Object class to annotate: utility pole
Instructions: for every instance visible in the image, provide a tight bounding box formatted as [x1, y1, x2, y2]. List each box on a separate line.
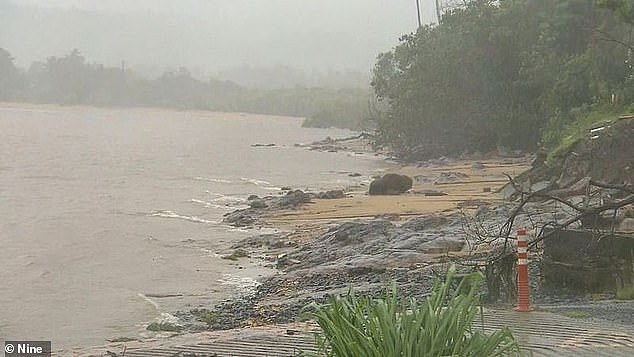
[435, 0, 442, 24]
[415, 0, 422, 28]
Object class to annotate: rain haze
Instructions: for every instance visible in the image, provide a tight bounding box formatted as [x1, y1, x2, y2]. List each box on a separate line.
[1, 0, 437, 81]
[2, 0, 633, 354]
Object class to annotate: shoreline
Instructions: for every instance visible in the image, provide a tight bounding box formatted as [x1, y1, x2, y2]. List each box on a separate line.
[172, 147, 536, 332]
[76, 135, 633, 355]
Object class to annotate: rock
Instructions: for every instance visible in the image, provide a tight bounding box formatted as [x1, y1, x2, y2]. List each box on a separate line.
[325, 220, 394, 246]
[317, 190, 345, 199]
[420, 237, 465, 253]
[247, 194, 259, 201]
[281, 187, 292, 191]
[249, 199, 268, 209]
[279, 190, 311, 207]
[483, 187, 492, 193]
[223, 211, 256, 227]
[348, 173, 362, 177]
[530, 180, 552, 193]
[401, 216, 451, 231]
[251, 143, 276, 147]
[369, 174, 413, 195]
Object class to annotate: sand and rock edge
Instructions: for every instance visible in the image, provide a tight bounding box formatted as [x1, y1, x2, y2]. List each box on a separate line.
[79, 132, 633, 355]
[172, 136, 540, 333]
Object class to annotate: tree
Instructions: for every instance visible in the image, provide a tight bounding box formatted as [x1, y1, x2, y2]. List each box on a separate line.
[0, 48, 22, 99]
[370, 0, 634, 159]
[597, 0, 634, 24]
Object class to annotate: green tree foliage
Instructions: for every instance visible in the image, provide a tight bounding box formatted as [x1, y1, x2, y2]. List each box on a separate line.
[597, 0, 634, 23]
[0, 48, 367, 129]
[0, 48, 22, 100]
[371, 0, 634, 159]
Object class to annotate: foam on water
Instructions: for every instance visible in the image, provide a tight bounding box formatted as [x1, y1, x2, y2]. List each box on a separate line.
[193, 176, 232, 184]
[149, 210, 217, 224]
[218, 274, 261, 296]
[240, 177, 272, 186]
[189, 198, 237, 210]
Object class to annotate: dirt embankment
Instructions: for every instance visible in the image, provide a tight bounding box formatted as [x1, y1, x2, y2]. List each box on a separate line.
[521, 117, 633, 188]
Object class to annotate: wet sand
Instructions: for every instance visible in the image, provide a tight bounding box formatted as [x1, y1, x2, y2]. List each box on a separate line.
[266, 158, 531, 223]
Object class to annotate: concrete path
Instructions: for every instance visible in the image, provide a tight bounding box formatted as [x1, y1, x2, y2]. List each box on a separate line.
[76, 309, 634, 356]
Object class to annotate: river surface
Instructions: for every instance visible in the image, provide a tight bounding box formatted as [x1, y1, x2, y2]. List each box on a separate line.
[0, 104, 387, 349]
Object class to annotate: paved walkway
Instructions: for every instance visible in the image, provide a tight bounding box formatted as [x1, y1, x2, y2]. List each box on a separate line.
[77, 309, 634, 356]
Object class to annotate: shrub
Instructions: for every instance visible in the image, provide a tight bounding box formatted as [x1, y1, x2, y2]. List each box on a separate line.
[308, 268, 519, 357]
[146, 322, 182, 332]
[616, 284, 634, 300]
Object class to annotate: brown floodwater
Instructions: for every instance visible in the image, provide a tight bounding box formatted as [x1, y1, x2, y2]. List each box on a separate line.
[0, 104, 386, 349]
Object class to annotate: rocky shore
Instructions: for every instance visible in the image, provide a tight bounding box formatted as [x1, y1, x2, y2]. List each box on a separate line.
[167, 153, 544, 333]
[151, 130, 634, 337]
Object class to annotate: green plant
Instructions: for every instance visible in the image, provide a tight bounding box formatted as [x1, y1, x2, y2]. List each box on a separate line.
[616, 284, 634, 300]
[146, 322, 182, 332]
[544, 108, 618, 165]
[191, 308, 219, 327]
[307, 268, 519, 357]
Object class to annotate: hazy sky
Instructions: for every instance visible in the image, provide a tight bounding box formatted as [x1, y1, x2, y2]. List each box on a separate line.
[1, 0, 438, 75]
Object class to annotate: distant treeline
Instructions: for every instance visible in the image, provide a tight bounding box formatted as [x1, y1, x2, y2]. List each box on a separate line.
[370, 0, 634, 159]
[0, 48, 368, 130]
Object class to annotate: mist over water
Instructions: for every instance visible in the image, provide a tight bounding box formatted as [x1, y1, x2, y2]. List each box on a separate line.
[0, 105, 386, 348]
[1, 0, 438, 79]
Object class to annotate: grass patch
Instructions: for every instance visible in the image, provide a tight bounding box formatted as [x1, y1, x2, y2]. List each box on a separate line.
[563, 311, 591, 319]
[545, 109, 620, 165]
[146, 322, 182, 333]
[616, 284, 634, 300]
[221, 249, 250, 261]
[307, 268, 519, 357]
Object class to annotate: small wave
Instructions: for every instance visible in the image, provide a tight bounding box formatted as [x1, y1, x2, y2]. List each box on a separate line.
[190, 198, 245, 210]
[240, 177, 272, 186]
[218, 274, 260, 295]
[149, 210, 217, 224]
[193, 176, 232, 184]
[209, 194, 247, 205]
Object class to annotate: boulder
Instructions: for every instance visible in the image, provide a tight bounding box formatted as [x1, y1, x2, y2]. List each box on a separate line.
[369, 174, 413, 195]
[279, 190, 311, 207]
[249, 199, 268, 209]
[317, 190, 345, 199]
[223, 211, 256, 227]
